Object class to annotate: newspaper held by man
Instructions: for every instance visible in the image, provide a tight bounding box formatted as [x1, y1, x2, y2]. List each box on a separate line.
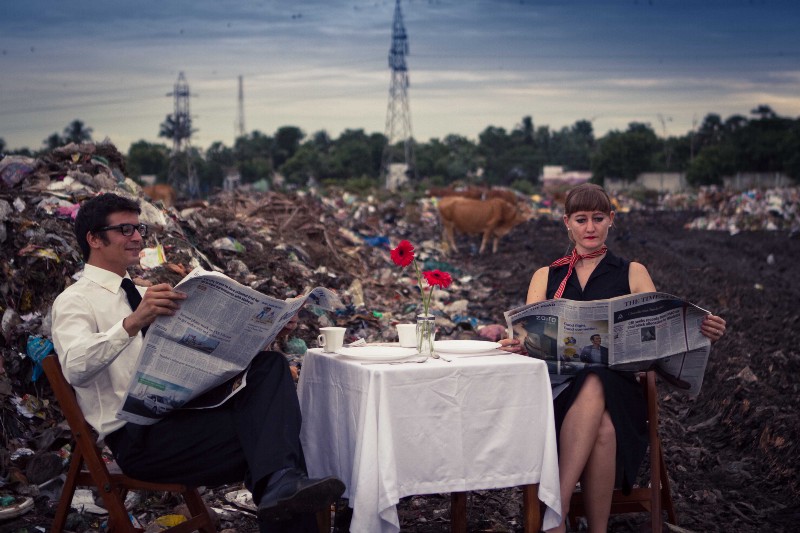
[116, 267, 343, 424]
[503, 292, 712, 396]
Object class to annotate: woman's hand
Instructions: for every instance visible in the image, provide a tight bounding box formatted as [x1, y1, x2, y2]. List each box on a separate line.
[701, 314, 726, 343]
[498, 337, 525, 354]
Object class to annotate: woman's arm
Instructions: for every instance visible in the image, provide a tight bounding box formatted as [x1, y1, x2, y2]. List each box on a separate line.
[501, 267, 550, 353]
[629, 262, 656, 293]
[701, 314, 726, 342]
[526, 266, 550, 304]
[630, 261, 727, 342]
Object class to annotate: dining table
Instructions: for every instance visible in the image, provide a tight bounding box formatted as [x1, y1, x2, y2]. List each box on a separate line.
[297, 342, 562, 533]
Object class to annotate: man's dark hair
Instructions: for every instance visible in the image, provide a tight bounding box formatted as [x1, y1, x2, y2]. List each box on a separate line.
[590, 334, 601, 341]
[75, 193, 141, 260]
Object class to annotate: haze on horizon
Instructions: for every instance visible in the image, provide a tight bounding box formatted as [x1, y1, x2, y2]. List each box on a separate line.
[1, 0, 798, 153]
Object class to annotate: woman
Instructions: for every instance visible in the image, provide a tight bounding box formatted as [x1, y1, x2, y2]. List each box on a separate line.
[502, 183, 726, 532]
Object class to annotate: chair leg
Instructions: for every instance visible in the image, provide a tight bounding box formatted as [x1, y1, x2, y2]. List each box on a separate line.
[51, 450, 85, 533]
[521, 484, 541, 533]
[659, 448, 677, 524]
[182, 488, 215, 533]
[316, 503, 333, 533]
[451, 492, 467, 533]
[642, 371, 661, 533]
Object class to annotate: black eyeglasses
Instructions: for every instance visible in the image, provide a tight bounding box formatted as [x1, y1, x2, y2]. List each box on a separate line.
[94, 223, 149, 237]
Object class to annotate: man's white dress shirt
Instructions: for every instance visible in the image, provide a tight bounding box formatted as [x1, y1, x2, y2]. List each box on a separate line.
[51, 264, 145, 439]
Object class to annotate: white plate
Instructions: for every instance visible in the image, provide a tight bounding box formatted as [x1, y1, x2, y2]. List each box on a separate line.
[335, 346, 419, 361]
[434, 340, 502, 354]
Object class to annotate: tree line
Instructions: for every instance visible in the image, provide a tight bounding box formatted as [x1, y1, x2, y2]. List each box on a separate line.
[2, 105, 799, 195]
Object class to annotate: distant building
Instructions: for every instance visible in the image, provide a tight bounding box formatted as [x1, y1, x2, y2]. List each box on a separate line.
[723, 172, 791, 190]
[541, 166, 592, 192]
[637, 172, 686, 193]
[223, 169, 241, 191]
[385, 163, 409, 191]
[604, 173, 685, 193]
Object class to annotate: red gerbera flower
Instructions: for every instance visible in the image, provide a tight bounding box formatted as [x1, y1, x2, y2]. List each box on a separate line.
[391, 240, 415, 267]
[423, 270, 453, 289]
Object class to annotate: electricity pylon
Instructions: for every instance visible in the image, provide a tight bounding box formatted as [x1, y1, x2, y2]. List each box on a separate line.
[381, 0, 416, 189]
[235, 75, 245, 140]
[166, 71, 199, 198]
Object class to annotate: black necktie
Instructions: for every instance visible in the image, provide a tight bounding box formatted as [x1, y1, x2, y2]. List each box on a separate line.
[121, 278, 148, 336]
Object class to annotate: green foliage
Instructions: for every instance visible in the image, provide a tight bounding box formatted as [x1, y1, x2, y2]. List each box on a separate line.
[63, 120, 93, 144]
[686, 145, 733, 186]
[273, 126, 305, 168]
[25, 107, 800, 198]
[591, 122, 660, 182]
[510, 178, 535, 195]
[159, 114, 194, 142]
[127, 140, 170, 182]
[325, 175, 379, 194]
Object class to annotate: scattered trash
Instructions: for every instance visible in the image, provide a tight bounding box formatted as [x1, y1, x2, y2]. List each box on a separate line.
[0, 496, 34, 521]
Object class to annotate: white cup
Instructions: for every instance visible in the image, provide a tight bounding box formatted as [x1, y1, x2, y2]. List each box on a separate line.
[317, 327, 346, 353]
[396, 323, 417, 348]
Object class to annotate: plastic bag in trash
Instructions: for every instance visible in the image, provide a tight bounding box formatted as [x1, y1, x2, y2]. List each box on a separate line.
[26, 335, 54, 381]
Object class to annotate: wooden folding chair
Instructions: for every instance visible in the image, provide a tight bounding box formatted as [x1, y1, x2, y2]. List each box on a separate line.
[569, 370, 677, 533]
[451, 484, 541, 533]
[42, 355, 217, 533]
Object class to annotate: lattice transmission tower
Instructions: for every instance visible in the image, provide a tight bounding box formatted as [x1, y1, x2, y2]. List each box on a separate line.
[166, 71, 199, 198]
[235, 75, 245, 139]
[381, 0, 416, 189]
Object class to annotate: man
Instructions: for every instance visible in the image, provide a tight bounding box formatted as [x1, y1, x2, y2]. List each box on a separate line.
[578, 334, 609, 365]
[51, 193, 343, 532]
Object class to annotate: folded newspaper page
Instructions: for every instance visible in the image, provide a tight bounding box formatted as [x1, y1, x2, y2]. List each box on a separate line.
[504, 292, 712, 396]
[117, 267, 343, 424]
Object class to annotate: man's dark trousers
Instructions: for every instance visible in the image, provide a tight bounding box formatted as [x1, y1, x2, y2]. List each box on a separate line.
[107, 351, 304, 503]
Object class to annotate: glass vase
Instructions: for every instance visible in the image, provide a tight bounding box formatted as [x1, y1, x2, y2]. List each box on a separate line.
[416, 314, 436, 357]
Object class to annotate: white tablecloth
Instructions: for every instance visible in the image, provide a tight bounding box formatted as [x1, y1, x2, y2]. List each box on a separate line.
[298, 348, 562, 533]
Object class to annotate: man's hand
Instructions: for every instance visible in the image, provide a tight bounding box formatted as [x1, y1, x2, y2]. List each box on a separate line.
[278, 313, 299, 338]
[123, 283, 187, 336]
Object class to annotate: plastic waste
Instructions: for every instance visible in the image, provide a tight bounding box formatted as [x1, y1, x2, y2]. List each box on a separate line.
[27, 335, 54, 381]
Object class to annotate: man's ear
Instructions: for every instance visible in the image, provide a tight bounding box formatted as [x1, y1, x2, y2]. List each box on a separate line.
[86, 230, 105, 251]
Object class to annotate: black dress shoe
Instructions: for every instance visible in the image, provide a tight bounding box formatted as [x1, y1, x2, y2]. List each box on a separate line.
[258, 469, 345, 523]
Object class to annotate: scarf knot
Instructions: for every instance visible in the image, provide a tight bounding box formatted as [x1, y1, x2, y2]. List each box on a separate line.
[550, 245, 608, 299]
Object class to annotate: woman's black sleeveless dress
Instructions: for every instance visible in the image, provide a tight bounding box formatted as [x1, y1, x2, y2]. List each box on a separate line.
[546, 249, 648, 493]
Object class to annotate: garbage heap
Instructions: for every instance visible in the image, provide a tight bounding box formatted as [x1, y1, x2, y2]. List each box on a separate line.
[662, 186, 800, 234]
[0, 142, 501, 531]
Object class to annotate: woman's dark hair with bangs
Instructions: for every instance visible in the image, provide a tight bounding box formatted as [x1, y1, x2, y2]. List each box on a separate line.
[564, 183, 613, 215]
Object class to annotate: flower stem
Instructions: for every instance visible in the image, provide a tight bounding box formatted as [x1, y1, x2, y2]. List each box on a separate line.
[412, 258, 431, 317]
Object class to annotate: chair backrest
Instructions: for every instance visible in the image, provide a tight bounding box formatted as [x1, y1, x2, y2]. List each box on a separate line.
[568, 370, 677, 532]
[42, 355, 216, 533]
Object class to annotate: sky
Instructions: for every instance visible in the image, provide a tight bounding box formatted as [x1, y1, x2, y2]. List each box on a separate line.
[1, 0, 799, 153]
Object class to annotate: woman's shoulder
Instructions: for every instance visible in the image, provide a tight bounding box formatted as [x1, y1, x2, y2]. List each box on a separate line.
[604, 249, 630, 268]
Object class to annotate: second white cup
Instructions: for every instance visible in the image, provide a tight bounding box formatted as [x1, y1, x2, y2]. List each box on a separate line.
[396, 323, 417, 348]
[318, 326, 346, 353]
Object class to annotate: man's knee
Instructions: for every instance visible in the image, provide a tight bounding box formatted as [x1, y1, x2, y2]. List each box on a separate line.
[251, 350, 292, 373]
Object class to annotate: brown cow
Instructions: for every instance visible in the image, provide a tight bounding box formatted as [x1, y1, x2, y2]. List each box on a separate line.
[142, 184, 177, 208]
[438, 196, 530, 254]
[430, 185, 519, 205]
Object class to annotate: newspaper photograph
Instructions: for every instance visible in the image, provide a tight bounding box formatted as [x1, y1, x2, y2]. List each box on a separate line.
[117, 267, 343, 424]
[504, 292, 712, 395]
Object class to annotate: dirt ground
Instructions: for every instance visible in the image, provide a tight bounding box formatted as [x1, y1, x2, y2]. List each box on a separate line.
[392, 210, 800, 533]
[3, 205, 799, 533]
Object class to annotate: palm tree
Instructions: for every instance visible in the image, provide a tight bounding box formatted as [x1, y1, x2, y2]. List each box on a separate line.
[62, 120, 93, 144]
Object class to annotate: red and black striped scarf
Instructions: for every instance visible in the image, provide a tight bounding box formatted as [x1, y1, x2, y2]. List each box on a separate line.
[549, 245, 608, 299]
